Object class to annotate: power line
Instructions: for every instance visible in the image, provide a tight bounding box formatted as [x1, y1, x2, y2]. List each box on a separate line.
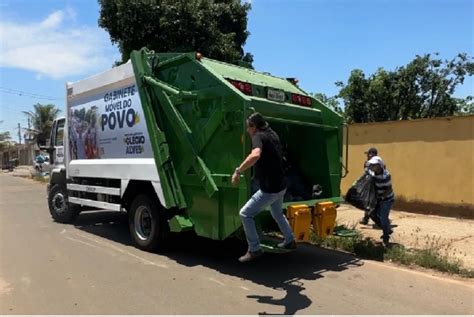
[1, 104, 64, 112]
[1, 86, 62, 100]
[0, 86, 62, 101]
[1, 104, 30, 111]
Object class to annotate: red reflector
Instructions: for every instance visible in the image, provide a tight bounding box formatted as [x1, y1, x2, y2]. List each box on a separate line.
[291, 94, 312, 107]
[243, 83, 252, 94]
[228, 79, 252, 95]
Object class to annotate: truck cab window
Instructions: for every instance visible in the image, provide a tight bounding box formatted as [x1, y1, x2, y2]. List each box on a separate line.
[55, 120, 65, 146]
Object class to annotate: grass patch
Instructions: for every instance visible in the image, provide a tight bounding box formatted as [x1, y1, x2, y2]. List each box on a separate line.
[33, 174, 49, 183]
[310, 226, 473, 278]
[385, 245, 473, 277]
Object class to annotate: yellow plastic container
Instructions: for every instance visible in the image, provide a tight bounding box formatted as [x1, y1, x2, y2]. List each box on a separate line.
[313, 201, 337, 239]
[286, 204, 312, 241]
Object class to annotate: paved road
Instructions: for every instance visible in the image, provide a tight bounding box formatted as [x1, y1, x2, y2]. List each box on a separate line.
[0, 174, 472, 314]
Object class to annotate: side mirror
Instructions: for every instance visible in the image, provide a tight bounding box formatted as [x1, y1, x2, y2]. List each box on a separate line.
[39, 140, 55, 164]
[36, 133, 48, 148]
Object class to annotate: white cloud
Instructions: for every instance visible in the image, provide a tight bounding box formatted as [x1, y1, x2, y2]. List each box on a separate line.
[0, 9, 117, 79]
[39, 10, 65, 29]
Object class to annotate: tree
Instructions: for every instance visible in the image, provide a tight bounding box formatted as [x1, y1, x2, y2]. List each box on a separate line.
[336, 69, 370, 122]
[455, 96, 474, 115]
[0, 131, 10, 141]
[0, 131, 12, 151]
[23, 103, 61, 145]
[98, 0, 253, 66]
[312, 92, 344, 116]
[337, 53, 474, 123]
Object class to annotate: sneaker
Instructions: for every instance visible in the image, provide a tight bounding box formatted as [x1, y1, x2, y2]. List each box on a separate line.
[382, 239, 390, 248]
[359, 218, 369, 225]
[238, 249, 264, 263]
[277, 240, 297, 250]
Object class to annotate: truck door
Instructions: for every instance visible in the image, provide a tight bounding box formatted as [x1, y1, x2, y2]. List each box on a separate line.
[49, 118, 65, 169]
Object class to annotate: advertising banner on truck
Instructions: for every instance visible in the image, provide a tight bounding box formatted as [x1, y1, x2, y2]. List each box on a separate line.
[68, 84, 153, 160]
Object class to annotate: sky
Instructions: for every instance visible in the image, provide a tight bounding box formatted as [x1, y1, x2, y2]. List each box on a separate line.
[0, 0, 473, 141]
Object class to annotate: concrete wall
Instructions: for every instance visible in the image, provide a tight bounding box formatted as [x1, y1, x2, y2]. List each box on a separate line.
[0, 143, 37, 167]
[341, 115, 473, 218]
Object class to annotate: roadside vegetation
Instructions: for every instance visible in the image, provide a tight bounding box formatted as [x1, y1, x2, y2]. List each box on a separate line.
[310, 225, 473, 278]
[33, 174, 49, 183]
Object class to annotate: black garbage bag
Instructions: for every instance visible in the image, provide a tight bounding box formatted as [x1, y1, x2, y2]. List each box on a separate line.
[345, 173, 378, 212]
[285, 165, 312, 201]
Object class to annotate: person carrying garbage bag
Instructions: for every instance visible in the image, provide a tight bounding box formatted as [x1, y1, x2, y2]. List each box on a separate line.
[367, 156, 395, 247]
[345, 148, 379, 225]
[359, 147, 378, 224]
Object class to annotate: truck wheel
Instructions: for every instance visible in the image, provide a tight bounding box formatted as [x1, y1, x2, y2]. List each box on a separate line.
[48, 184, 80, 223]
[129, 194, 169, 251]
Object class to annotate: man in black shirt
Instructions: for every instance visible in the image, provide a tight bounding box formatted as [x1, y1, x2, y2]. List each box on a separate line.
[232, 113, 296, 263]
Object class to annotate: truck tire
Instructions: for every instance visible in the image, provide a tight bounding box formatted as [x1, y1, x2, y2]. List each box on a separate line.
[128, 194, 169, 251]
[48, 184, 80, 223]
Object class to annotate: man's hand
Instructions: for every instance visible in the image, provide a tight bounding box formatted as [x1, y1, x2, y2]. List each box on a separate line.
[231, 171, 240, 186]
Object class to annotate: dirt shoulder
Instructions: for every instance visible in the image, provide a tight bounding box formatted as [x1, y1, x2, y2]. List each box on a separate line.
[337, 204, 474, 270]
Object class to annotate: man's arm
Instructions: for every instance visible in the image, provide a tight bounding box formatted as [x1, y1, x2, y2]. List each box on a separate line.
[238, 148, 261, 172]
[231, 148, 261, 185]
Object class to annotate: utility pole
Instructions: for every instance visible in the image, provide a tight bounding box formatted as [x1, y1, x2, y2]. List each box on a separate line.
[27, 118, 31, 142]
[17, 123, 22, 145]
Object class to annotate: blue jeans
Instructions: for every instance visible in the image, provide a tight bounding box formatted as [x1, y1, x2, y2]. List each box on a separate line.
[239, 188, 295, 252]
[376, 199, 394, 241]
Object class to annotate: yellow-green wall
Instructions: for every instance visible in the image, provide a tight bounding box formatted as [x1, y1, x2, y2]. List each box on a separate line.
[341, 116, 473, 217]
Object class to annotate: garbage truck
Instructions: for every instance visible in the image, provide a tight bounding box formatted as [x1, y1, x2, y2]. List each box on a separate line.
[45, 48, 347, 251]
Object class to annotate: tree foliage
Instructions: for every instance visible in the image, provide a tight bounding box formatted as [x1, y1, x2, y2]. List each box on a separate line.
[98, 0, 253, 65]
[312, 92, 344, 116]
[336, 53, 474, 123]
[0, 131, 12, 151]
[455, 95, 474, 115]
[0, 131, 10, 142]
[23, 103, 61, 145]
[0, 132, 11, 150]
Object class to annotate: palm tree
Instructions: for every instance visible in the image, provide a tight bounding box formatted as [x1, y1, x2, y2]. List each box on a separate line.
[23, 103, 61, 145]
